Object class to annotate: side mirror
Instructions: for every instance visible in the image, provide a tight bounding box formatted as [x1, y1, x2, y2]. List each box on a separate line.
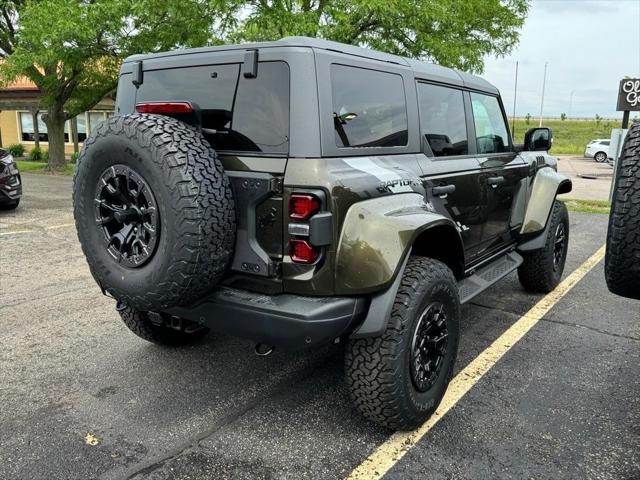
[523, 127, 553, 151]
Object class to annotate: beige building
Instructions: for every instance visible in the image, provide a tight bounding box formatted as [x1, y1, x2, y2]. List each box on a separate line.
[0, 75, 114, 156]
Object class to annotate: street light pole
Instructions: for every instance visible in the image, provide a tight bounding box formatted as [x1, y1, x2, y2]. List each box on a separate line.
[568, 89, 575, 118]
[539, 61, 548, 127]
[511, 60, 519, 138]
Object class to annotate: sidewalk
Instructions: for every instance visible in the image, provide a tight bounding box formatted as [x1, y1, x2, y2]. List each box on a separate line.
[556, 155, 613, 201]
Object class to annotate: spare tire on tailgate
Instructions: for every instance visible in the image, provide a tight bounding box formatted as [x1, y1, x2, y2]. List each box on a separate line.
[73, 114, 235, 310]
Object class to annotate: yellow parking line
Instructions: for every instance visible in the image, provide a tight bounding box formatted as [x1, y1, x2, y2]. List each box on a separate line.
[46, 223, 75, 230]
[0, 229, 33, 236]
[347, 244, 606, 480]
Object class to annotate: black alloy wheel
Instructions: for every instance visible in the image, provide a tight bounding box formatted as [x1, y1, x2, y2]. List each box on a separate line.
[94, 164, 159, 268]
[553, 222, 567, 271]
[410, 302, 449, 392]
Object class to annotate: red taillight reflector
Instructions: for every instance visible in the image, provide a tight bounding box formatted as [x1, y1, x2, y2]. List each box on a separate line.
[135, 102, 193, 114]
[289, 194, 321, 220]
[289, 239, 320, 264]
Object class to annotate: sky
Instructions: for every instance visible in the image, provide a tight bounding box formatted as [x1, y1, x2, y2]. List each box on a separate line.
[482, 0, 640, 119]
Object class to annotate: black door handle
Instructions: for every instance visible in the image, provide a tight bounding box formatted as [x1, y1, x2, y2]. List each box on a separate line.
[432, 184, 456, 197]
[487, 176, 505, 186]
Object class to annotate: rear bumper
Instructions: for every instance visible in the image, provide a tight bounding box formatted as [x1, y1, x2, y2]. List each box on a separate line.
[165, 287, 368, 350]
[0, 163, 22, 202]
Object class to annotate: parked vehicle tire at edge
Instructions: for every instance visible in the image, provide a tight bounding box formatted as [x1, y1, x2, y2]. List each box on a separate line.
[345, 257, 460, 430]
[594, 151, 607, 162]
[605, 123, 640, 300]
[518, 200, 569, 293]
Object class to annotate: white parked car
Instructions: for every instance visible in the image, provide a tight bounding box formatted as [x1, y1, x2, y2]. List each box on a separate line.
[585, 139, 610, 162]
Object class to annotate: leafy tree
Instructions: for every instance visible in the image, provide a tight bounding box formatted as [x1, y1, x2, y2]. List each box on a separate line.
[1, 0, 530, 168]
[560, 112, 566, 121]
[0, 0, 213, 169]
[217, 0, 529, 73]
[525, 113, 531, 125]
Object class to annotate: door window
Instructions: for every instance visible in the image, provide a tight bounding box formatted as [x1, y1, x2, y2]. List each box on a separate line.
[470, 93, 510, 154]
[417, 83, 468, 156]
[330, 64, 408, 148]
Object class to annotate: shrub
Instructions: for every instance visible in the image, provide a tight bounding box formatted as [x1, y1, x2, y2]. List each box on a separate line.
[6, 143, 25, 157]
[28, 146, 47, 162]
[560, 113, 566, 121]
[70, 152, 79, 163]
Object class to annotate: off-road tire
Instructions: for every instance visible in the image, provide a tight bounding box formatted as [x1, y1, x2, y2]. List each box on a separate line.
[118, 305, 209, 346]
[518, 200, 569, 293]
[345, 257, 460, 430]
[0, 198, 19, 210]
[73, 114, 235, 310]
[605, 123, 640, 299]
[594, 151, 607, 163]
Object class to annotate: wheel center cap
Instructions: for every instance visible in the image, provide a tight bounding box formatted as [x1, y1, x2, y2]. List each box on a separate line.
[113, 207, 140, 224]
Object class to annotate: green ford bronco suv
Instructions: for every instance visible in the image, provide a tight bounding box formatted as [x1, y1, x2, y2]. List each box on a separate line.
[74, 37, 572, 430]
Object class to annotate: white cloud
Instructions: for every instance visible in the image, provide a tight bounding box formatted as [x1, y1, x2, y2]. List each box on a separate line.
[482, 0, 640, 118]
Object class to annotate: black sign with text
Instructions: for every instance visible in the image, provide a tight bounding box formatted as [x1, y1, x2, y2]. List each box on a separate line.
[617, 78, 640, 111]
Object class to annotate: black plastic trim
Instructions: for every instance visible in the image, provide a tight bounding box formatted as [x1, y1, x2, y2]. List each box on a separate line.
[165, 287, 367, 349]
[309, 212, 332, 246]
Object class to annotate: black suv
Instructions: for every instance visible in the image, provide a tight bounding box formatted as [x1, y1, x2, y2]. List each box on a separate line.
[74, 37, 572, 430]
[0, 148, 21, 209]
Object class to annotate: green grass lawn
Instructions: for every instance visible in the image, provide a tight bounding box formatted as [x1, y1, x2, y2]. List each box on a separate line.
[561, 199, 611, 214]
[511, 119, 626, 155]
[16, 160, 75, 175]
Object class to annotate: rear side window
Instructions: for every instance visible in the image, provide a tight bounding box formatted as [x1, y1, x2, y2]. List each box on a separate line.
[470, 93, 510, 154]
[417, 83, 468, 156]
[136, 62, 290, 154]
[601, 140, 610, 146]
[331, 64, 408, 148]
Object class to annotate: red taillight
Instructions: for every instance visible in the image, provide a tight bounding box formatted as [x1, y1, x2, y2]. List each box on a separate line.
[289, 194, 321, 220]
[289, 239, 320, 264]
[135, 102, 193, 114]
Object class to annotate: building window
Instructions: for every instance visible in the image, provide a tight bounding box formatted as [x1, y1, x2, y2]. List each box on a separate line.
[76, 114, 87, 142]
[18, 110, 111, 144]
[88, 112, 106, 133]
[19, 112, 49, 142]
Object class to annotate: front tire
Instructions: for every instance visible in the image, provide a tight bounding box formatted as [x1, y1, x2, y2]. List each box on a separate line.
[594, 151, 607, 162]
[345, 257, 460, 430]
[118, 305, 209, 346]
[0, 198, 19, 210]
[518, 200, 569, 293]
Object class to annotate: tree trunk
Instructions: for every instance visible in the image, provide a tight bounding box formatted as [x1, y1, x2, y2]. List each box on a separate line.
[71, 116, 79, 154]
[32, 109, 40, 150]
[43, 108, 67, 170]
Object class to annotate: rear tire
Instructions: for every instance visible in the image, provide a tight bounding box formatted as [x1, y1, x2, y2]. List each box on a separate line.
[118, 305, 209, 346]
[518, 200, 569, 293]
[605, 123, 640, 299]
[345, 257, 460, 430]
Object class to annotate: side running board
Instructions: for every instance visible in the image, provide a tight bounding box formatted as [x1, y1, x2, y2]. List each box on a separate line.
[458, 251, 523, 304]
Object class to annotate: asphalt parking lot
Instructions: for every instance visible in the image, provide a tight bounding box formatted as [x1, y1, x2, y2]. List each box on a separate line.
[1, 173, 639, 480]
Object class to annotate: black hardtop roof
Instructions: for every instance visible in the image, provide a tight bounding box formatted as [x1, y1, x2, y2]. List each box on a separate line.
[124, 36, 497, 94]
